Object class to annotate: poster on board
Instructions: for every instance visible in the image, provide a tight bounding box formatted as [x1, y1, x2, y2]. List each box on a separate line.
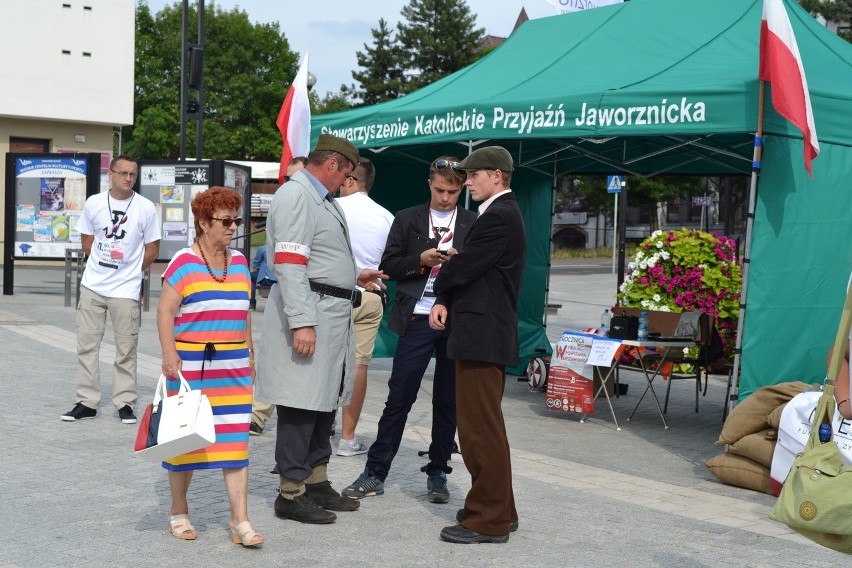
[13, 156, 90, 258]
[138, 162, 211, 261]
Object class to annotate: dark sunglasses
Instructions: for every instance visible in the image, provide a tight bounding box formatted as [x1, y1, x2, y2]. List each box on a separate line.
[211, 217, 243, 228]
[433, 159, 460, 171]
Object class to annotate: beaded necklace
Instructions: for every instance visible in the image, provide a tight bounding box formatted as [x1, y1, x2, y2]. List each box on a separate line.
[197, 242, 229, 283]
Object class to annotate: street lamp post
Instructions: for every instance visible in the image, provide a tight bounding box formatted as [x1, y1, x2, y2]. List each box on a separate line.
[179, 0, 205, 161]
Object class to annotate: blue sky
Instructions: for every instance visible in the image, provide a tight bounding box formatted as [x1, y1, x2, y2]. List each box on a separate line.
[139, 0, 561, 96]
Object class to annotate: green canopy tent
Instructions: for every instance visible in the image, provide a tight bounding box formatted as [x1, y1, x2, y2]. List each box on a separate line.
[313, 0, 852, 390]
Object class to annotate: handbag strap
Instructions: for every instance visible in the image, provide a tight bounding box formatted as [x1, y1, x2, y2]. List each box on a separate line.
[805, 384, 837, 452]
[827, 282, 852, 385]
[152, 371, 191, 408]
[806, 283, 852, 447]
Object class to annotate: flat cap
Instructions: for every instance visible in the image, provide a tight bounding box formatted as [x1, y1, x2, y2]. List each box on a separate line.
[457, 146, 514, 173]
[314, 134, 360, 169]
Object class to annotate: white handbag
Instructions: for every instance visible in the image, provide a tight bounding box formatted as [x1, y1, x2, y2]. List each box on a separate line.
[135, 372, 216, 463]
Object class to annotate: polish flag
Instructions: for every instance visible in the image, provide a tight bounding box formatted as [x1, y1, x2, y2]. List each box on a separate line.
[759, 0, 819, 175]
[276, 53, 311, 185]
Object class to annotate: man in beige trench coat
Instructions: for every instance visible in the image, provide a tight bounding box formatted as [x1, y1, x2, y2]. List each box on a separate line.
[257, 134, 385, 524]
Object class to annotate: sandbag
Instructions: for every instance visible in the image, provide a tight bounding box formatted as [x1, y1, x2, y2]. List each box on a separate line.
[727, 429, 776, 469]
[717, 381, 809, 445]
[705, 452, 774, 495]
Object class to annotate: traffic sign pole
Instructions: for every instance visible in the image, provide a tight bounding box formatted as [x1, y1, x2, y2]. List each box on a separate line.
[612, 193, 618, 275]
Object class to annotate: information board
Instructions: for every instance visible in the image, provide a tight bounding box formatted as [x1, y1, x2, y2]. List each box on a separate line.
[7, 154, 100, 259]
[137, 160, 251, 262]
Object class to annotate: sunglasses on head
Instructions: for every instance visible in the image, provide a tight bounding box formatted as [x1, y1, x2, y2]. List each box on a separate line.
[211, 217, 243, 228]
[433, 159, 460, 171]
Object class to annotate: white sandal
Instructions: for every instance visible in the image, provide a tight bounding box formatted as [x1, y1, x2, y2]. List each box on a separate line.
[168, 514, 197, 540]
[230, 521, 264, 547]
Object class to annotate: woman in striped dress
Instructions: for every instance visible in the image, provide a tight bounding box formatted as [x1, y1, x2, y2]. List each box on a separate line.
[156, 187, 263, 547]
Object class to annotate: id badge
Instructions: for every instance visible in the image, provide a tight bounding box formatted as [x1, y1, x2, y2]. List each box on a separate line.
[109, 241, 125, 261]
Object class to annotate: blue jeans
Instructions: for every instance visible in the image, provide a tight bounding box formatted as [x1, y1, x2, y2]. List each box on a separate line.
[366, 315, 456, 481]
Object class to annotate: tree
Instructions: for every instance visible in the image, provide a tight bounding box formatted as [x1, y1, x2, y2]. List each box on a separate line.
[351, 18, 406, 106]
[311, 87, 356, 115]
[799, 0, 852, 42]
[127, 2, 299, 160]
[396, 0, 485, 93]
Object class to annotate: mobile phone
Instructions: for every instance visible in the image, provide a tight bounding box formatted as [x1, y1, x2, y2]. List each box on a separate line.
[436, 248, 449, 255]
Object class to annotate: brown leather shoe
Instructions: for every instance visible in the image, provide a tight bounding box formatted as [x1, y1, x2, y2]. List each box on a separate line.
[455, 509, 518, 532]
[440, 524, 509, 544]
[274, 493, 336, 524]
[305, 480, 360, 512]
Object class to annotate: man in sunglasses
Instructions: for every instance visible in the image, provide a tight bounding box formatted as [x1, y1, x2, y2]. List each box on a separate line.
[61, 154, 161, 425]
[343, 156, 476, 505]
[257, 134, 386, 525]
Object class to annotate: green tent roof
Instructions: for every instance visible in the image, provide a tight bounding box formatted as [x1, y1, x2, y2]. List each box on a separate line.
[314, 0, 852, 176]
[311, 0, 852, 397]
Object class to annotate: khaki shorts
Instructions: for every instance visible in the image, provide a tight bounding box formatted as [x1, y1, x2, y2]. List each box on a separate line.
[352, 291, 383, 365]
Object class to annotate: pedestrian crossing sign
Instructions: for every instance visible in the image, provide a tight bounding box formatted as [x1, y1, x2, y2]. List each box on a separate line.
[607, 175, 622, 193]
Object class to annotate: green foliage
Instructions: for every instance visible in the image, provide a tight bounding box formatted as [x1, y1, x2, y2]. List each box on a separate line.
[618, 229, 742, 360]
[127, 1, 299, 160]
[311, 88, 356, 115]
[799, 0, 852, 42]
[351, 0, 485, 103]
[352, 19, 406, 106]
[557, 175, 706, 218]
[397, 0, 485, 93]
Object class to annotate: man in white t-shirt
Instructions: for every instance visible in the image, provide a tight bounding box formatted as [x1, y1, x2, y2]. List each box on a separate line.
[335, 158, 394, 456]
[61, 155, 161, 424]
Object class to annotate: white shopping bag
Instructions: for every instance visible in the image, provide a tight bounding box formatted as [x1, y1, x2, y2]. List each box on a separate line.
[135, 373, 216, 463]
[770, 390, 852, 484]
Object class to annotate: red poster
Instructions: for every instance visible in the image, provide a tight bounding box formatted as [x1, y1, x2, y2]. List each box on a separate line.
[546, 332, 596, 414]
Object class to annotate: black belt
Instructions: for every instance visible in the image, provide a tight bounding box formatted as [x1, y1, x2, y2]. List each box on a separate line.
[309, 280, 362, 308]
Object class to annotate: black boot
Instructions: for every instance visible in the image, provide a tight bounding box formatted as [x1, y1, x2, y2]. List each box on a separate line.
[274, 493, 337, 524]
[305, 480, 360, 512]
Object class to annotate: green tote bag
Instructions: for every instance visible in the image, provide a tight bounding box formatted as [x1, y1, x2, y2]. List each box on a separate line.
[768, 283, 852, 554]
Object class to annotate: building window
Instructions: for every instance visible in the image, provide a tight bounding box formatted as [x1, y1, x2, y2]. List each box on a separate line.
[10, 137, 50, 153]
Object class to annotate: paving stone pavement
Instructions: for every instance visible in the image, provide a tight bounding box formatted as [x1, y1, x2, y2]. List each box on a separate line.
[0, 261, 846, 567]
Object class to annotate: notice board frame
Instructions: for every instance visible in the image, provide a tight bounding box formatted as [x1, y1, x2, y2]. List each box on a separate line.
[3, 152, 102, 295]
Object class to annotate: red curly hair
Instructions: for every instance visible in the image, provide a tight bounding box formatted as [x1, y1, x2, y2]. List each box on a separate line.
[191, 186, 244, 237]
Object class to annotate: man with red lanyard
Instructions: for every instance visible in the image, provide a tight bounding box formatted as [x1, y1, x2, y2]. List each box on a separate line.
[343, 156, 476, 504]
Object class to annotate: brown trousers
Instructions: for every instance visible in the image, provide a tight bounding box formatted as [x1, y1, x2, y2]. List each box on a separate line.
[455, 359, 518, 536]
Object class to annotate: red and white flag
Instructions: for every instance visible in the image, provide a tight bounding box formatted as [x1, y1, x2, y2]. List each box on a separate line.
[276, 53, 311, 185]
[759, 0, 819, 175]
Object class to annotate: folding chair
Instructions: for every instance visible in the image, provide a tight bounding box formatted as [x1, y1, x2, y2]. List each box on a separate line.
[661, 316, 723, 413]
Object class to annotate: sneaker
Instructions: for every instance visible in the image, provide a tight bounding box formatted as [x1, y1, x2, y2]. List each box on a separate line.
[249, 422, 263, 436]
[337, 437, 368, 457]
[427, 471, 449, 503]
[61, 402, 97, 421]
[342, 469, 384, 499]
[118, 405, 137, 424]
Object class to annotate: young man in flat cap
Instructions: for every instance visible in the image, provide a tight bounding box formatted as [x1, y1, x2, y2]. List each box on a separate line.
[430, 145, 525, 544]
[257, 134, 385, 525]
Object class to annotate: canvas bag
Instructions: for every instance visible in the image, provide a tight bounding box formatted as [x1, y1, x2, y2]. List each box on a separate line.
[768, 282, 852, 553]
[134, 372, 216, 463]
[770, 390, 852, 484]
